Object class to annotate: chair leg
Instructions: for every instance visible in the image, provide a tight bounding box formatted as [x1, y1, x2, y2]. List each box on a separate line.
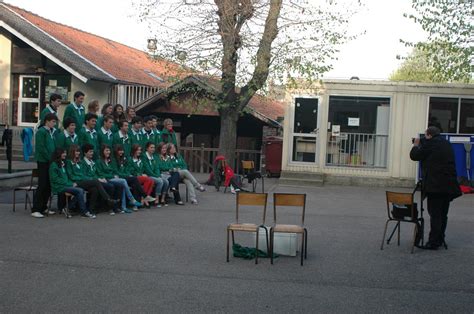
[255, 231, 259, 265]
[263, 227, 269, 255]
[397, 222, 401, 246]
[304, 228, 308, 259]
[300, 233, 304, 266]
[231, 230, 235, 245]
[24, 191, 29, 211]
[261, 177, 264, 193]
[13, 190, 16, 212]
[411, 224, 418, 254]
[270, 228, 274, 265]
[226, 228, 230, 262]
[381, 220, 390, 250]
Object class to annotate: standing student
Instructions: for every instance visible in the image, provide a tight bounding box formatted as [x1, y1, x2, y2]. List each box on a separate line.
[157, 142, 184, 205]
[40, 93, 62, 128]
[142, 142, 168, 207]
[78, 113, 99, 158]
[126, 106, 136, 123]
[31, 113, 57, 218]
[129, 116, 143, 148]
[168, 143, 205, 204]
[113, 120, 131, 157]
[96, 145, 142, 213]
[49, 148, 95, 218]
[98, 115, 114, 149]
[87, 100, 100, 115]
[112, 104, 126, 133]
[150, 115, 162, 145]
[97, 103, 113, 131]
[63, 91, 85, 128]
[141, 116, 158, 149]
[161, 118, 178, 147]
[55, 117, 79, 152]
[129, 144, 156, 203]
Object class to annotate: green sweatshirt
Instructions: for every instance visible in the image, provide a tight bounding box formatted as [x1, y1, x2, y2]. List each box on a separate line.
[66, 159, 87, 182]
[113, 131, 132, 157]
[96, 158, 116, 180]
[81, 158, 100, 180]
[34, 126, 56, 163]
[141, 128, 158, 149]
[63, 103, 85, 128]
[170, 154, 187, 170]
[55, 130, 79, 152]
[40, 105, 59, 128]
[129, 128, 143, 149]
[142, 153, 161, 177]
[157, 155, 173, 172]
[161, 128, 177, 146]
[97, 127, 114, 149]
[128, 157, 146, 176]
[112, 157, 131, 178]
[49, 161, 73, 194]
[78, 127, 99, 158]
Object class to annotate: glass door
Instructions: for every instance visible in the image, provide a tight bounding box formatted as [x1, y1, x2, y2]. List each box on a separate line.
[18, 75, 41, 127]
[291, 97, 319, 163]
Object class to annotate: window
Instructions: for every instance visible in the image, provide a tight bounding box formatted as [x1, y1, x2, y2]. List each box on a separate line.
[292, 98, 318, 163]
[428, 97, 474, 134]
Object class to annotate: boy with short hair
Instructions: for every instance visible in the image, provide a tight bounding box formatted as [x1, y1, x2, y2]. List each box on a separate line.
[40, 93, 62, 127]
[129, 116, 143, 148]
[113, 120, 131, 157]
[98, 115, 114, 149]
[63, 91, 85, 128]
[79, 113, 99, 158]
[141, 116, 157, 149]
[55, 117, 78, 152]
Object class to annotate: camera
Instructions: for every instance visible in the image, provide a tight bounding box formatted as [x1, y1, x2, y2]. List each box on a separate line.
[412, 134, 426, 145]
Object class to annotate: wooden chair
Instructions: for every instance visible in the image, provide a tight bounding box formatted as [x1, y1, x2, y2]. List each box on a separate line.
[12, 169, 39, 212]
[271, 193, 308, 266]
[226, 192, 269, 264]
[241, 160, 264, 193]
[381, 191, 421, 254]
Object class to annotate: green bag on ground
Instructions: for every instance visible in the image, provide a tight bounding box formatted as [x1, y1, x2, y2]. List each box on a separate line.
[232, 243, 278, 259]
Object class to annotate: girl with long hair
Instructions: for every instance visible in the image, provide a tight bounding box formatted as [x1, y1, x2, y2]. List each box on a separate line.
[142, 142, 169, 207]
[157, 142, 183, 205]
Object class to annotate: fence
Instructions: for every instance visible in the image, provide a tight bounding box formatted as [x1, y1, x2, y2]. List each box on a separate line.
[180, 145, 261, 174]
[326, 132, 388, 168]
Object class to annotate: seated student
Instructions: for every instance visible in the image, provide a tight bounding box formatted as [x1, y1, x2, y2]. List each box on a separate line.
[142, 142, 169, 207]
[66, 144, 119, 214]
[112, 104, 126, 133]
[49, 148, 95, 219]
[55, 117, 79, 152]
[167, 143, 204, 205]
[157, 142, 184, 205]
[126, 106, 136, 124]
[98, 115, 114, 149]
[113, 120, 131, 157]
[161, 118, 178, 147]
[112, 145, 152, 209]
[141, 116, 158, 149]
[79, 113, 99, 158]
[129, 144, 156, 204]
[97, 103, 113, 131]
[96, 144, 142, 213]
[129, 116, 143, 148]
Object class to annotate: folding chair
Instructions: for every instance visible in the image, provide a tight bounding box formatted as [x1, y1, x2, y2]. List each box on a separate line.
[226, 192, 269, 264]
[241, 160, 264, 193]
[270, 193, 308, 266]
[380, 191, 422, 254]
[12, 169, 39, 212]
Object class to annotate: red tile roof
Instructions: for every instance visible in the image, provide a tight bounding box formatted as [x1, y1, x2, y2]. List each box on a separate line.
[5, 4, 187, 87]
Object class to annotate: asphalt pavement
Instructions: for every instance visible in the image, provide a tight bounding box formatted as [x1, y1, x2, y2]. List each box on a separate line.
[1, 178, 473, 313]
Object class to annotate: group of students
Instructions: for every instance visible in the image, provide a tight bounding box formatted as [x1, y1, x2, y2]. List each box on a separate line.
[31, 91, 205, 219]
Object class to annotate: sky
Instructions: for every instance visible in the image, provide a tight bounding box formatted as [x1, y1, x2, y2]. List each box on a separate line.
[4, 0, 427, 80]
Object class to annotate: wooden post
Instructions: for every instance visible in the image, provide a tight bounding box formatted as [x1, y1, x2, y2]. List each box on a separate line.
[200, 143, 204, 173]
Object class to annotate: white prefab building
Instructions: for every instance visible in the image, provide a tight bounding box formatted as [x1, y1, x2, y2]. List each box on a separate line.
[280, 80, 474, 187]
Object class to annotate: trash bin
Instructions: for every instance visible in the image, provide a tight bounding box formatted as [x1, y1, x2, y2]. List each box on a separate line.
[264, 136, 282, 177]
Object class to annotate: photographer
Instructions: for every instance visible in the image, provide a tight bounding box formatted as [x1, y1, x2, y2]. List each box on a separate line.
[410, 126, 462, 250]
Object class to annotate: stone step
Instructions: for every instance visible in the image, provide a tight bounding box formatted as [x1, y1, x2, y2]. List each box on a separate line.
[278, 171, 324, 187]
[278, 177, 324, 187]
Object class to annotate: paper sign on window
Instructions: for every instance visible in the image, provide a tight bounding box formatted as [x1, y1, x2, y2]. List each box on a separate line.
[348, 117, 360, 127]
[332, 125, 340, 137]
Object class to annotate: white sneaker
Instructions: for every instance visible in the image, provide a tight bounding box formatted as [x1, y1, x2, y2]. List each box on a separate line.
[31, 212, 44, 218]
[144, 195, 156, 202]
[132, 206, 139, 211]
[46, 210, 56, 215]
[82, 212, 96, 219]
[191, 199, 198, 205]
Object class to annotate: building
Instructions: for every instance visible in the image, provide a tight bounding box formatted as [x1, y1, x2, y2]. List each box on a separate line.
[280, 79, 474, 186]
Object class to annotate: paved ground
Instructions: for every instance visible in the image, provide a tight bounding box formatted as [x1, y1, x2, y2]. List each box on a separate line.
[1, 177, 473, 313]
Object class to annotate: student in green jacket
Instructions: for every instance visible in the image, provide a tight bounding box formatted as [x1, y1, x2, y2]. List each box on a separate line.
[31, 113, 58, 218]
[150, 115, 162, 145]
[167, 143, 205, 205]
[96, 145, 142, 213]
[66, 144, 119, 214]
[157, 142, 184, 205]
[129, 144, 156, 203]
[97, 115, 114, 149]
[141, 116, 158, 149]
[96, 103, 113, 132]
[112, 145, 152, 208]
[78, 113, 99, 159]
[81, 143, 121, 215]
[161, 118, 178, 147]
[55, 117, 78, 152]
[113, 120, 131, 157]
[49, 148, 95, 218]
[40, 93, 62, 128]
[129, 116, 143, 148]
[142, 142, 168, 207]
[112, 104, 126, 133]
[63, 91, 85, 129]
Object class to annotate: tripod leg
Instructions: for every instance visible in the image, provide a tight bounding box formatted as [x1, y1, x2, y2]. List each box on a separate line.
[397, 222, 401, 246]
[381, 220, 389, 250]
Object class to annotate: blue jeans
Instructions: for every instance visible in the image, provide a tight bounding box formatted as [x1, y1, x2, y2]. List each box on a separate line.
[109, 178, 135, 209]
[150, 176, 168, 197]
[62, 187, 87, 214]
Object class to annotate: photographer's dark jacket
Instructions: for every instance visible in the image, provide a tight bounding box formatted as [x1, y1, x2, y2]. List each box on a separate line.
[410, 135, 461, 198]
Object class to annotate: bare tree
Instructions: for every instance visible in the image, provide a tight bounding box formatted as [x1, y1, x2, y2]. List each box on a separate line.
[135, 0, 360, 162]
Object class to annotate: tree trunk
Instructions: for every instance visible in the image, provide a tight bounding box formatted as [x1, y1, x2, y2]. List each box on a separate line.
[218, 108, 239, 167]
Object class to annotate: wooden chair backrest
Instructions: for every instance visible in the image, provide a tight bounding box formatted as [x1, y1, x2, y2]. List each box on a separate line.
[235, 192, 268, 224]
[273, 193, 306, 225]
[385, 191, 414, 219]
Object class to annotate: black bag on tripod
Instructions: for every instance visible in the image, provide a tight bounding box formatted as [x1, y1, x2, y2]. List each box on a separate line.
[391, 203, 418, 220]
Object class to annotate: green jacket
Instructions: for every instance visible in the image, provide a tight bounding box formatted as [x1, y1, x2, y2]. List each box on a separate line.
[49, 161, 73, 194]
[35, 126, 57, 163]
[112, 157, 131, 178]
[63, 103, 85, 128]
[141, 128, 158, 149]
[129, 128, 143, 149]
[96, 158, 116, 180]
[128, 157, 146, 176]
[157, 155, 173, 172]
[95, 115, 103, 132]
[142, 153, 161, 177]
[66, 159, 87, 182]
[170, 154, 187, 170]
[113, 131, 132, 157]
[55, 130, 79, 152]
[78, 127, 99, 158]
[97, 127, 114, 149]
[81, 158, 100, 180]
[153, 128, 163, 145]
[161, 128, 177, 146]
[40, 105, 59, 128]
